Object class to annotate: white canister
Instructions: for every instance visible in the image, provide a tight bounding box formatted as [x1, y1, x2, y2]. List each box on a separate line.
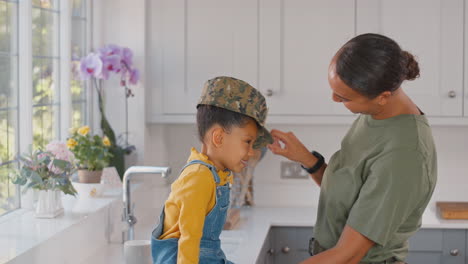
[124, 240, 152, 264]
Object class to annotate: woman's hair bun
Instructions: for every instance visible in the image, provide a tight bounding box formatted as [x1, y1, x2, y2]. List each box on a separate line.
[403, 51, 420, 81]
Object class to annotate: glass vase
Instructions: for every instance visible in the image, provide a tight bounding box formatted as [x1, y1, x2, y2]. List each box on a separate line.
[35, 189, 64, 218]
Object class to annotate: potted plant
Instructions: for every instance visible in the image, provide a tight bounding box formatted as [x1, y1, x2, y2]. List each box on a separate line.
[67, 125, 113, 183]
[79, 44, 139, 179]
[12, 141, 77, 218]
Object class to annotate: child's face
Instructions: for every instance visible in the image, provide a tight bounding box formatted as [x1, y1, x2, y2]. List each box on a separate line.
[219, 120, 258, 173]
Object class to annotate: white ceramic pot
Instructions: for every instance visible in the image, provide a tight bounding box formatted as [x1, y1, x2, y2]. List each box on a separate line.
[124, 240, 152, 264]
[71, 181, 105, 199]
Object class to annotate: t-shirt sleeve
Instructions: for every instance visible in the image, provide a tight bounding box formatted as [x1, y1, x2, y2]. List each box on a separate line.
[346, 149, 429, 246]
[175, 169, 216, 263]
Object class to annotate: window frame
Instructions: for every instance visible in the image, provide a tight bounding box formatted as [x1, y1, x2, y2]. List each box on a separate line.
[0, 0, 21, 215]
[0, 0, 91, 217]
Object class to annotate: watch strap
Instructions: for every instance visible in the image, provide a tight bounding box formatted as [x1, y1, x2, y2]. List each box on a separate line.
[301, 151, 324, 174]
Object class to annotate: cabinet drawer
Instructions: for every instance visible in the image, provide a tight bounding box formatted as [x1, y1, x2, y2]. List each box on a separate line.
[271, 226, 313, 250]
[409, 229, 444, 251]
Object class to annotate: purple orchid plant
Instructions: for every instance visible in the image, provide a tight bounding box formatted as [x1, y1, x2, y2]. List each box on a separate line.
[79, 44, 140, 178]
[80, 44, 139, 90]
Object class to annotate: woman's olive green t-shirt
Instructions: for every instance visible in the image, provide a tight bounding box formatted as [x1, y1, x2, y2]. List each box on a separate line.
[314, 114, 437, 262]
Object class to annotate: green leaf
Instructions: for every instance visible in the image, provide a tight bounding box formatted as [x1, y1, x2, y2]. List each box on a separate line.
[53, 159, 69, 170]
[11, 173, 27, 185]
[30, 171, 43, 183]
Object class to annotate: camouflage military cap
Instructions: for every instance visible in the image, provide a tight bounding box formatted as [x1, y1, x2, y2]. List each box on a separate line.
[197, 76, 273, 149]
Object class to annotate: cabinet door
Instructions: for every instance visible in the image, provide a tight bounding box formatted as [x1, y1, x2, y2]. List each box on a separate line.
[356, 0, 464, 117]
[271, 226, 314, 264]
[159, 0, 258, 115]
[407, 229, 466, 264]
[259, 0, 355, 116]
[256, 228, 273, 264]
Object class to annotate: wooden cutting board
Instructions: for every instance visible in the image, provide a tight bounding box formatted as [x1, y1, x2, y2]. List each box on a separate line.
[436, 202, 468, 219]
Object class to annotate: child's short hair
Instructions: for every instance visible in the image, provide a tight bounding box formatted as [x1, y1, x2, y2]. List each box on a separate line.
[196, 105, 258, 143]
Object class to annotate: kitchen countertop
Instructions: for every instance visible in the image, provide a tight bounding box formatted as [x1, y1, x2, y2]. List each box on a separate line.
[421, 202, 468, 229]
[227, 203, 468, 263]
[3, 192, 468, 264]
[81, 204, 468, 264]
[79, 206, 318, 264]
[226, 206, 317, 263]
[0, 187, 124, 264]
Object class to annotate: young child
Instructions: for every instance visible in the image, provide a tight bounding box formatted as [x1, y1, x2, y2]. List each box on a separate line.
[151, 76, 272, 264]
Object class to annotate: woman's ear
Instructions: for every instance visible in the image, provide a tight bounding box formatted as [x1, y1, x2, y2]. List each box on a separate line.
[377, 91, 392, 106]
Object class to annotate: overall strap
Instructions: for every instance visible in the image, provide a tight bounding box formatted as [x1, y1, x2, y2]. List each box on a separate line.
[181, 160, 221, 184]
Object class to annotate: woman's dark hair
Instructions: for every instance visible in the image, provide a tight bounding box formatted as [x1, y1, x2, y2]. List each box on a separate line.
[196, 105, 257, 143]
[335, 33, 420, 99]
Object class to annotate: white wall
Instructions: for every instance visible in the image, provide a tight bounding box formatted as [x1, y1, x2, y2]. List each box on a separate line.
[98, 0, 468, 210]
[93, 0, 172, 225]
[145, 123, 468, 208]
[93, 0, 152, 167]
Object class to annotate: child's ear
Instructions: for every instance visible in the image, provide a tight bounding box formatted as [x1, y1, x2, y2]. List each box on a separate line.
[211, 127, 224, 147]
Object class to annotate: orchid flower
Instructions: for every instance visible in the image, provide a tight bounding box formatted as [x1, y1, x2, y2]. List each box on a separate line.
[101, 54, 122, 80]
[122, 47, 133, 67]
[79, 53, 102, 79]
[129, 68, 140, 85]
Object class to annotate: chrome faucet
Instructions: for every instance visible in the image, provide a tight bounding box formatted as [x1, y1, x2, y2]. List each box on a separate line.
[122, 166, 171, 242]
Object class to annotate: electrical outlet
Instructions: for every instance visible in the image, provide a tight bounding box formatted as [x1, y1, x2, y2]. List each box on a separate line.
[280, 161, 309, 179]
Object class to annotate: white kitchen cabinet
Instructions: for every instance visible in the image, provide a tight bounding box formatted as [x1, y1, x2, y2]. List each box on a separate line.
[148, 0, 468, 125]
[258, 0, 355, 117]
[356, 0, 465, 117]
[151, 0, 258, 117]
[465, 1, 468, 119]
[148, 0, 356, 123]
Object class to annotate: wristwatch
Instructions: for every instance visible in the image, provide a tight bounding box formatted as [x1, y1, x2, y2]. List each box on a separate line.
[301, 151, 324, 174]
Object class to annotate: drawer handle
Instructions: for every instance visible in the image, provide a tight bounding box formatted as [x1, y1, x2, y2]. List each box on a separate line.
[282, 246, 290, 254]
[266, 89, 274, 97]
[450, 249, 459, 256]
[267, 248, 275, 255]
[448, 90, 456, 98]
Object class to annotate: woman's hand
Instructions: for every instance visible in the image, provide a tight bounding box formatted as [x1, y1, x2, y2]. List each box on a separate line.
[267, 129, 314, 166]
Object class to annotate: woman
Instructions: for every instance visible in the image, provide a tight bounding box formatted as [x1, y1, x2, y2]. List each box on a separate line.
[268, 33, 437, 264]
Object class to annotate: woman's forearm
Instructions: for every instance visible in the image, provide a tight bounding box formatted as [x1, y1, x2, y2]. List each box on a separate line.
[300, 152, 327, 186]
[299, 246, 360, 264]
[310, 163, 326, 186]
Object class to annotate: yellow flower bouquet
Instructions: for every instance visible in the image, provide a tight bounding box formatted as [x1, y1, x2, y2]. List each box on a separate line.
[67, 126, 113, 174]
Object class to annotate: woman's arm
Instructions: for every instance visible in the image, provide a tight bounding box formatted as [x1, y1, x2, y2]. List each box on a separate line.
[300, 225, 375, 264]
[268, 129, 327, 186]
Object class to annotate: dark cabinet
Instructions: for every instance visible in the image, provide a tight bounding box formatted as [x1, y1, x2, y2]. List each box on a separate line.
[257, 227, 468, 264]
[257, 226, 314, 264]
[407, 229, 466, 264]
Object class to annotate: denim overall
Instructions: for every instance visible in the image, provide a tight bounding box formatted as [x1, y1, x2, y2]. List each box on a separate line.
[151, 160, 234, 264]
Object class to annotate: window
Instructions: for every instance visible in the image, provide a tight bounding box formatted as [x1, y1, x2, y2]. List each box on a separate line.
[0, 0, 89, 216]
[32, 0, 60, 149]
[0, 0, 19, 216]
[71, 0, 88, 128]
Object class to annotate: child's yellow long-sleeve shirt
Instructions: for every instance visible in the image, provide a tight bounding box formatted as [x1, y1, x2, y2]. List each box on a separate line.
[159, 148, 233, 264]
